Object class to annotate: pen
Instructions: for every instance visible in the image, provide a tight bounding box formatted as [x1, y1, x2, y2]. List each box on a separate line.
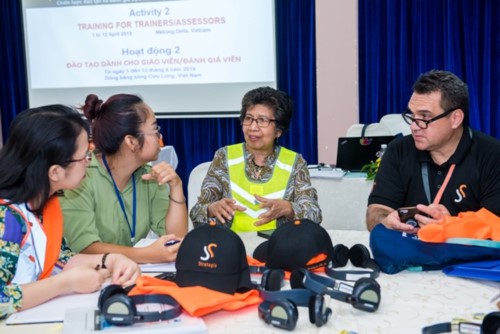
[165, 240, 180, 247]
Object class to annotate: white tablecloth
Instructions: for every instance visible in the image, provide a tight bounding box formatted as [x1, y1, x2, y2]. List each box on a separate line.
[204, 230, 500, 333]
[311, 171, 374, 230]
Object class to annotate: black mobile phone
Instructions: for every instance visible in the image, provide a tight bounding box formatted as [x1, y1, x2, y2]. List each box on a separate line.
[397, 206, 421, 227]
[257, 229, 274, 239]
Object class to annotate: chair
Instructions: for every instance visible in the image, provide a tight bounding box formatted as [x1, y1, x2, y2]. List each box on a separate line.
[187, 162, 211, 229]
[345, 123, 392, 137]
[379, 114, 411, 136]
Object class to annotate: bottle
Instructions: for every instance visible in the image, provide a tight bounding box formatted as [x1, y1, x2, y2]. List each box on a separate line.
[377, 144, 387, 158]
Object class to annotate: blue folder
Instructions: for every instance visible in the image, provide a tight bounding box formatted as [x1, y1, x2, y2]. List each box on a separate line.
[443, 259, 500, 282]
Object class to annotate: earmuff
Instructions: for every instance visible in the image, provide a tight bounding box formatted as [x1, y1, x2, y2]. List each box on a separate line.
[258, 269, 332, 330]
[326, 244, 380, 281]
[250, 266, 284, 291]
[97, 284, 182, 326]
[422, 311, 500, 334]
[291, 268, 381, 313]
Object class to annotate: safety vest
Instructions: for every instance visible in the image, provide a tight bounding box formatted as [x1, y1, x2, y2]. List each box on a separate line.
[129, 275, 261, 317]
[0, 197, 63, 284]
[227, 143, 297, 232]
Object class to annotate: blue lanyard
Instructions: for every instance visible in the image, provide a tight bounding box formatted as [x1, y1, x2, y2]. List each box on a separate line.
[102, 154, 137, 243]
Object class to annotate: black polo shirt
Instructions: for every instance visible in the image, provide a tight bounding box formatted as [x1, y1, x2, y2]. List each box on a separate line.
[368, 128, 500, 216]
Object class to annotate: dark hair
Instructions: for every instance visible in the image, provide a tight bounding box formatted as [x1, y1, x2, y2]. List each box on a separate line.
[82, 94, 149, 154]
[412, 70, 469, 127]
[239, 86, 294, 135]
[0, 105, 89, 215]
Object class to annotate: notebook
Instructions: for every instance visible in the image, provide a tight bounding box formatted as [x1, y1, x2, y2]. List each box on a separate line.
[336, 136, 396, 172]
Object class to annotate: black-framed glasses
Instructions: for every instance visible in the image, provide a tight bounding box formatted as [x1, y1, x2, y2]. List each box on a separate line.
[242, 115, 276, 128]
[401, 107, 459, 129]
[141, 125, 162, 138]
[67, 151, 92, 164]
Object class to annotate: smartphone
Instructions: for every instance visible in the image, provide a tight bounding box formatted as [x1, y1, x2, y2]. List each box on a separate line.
[397, 206, 421, 227]
[257, 229, 274, 239]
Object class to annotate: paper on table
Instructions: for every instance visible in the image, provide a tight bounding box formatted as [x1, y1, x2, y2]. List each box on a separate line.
[6, 290, 101, 325]
[308, 168, 347, 179]
[63, 308, 207, 334]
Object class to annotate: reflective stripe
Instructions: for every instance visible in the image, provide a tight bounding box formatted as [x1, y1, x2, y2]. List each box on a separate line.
[227, 156, 245, 166]
[275, 159, 293, 173]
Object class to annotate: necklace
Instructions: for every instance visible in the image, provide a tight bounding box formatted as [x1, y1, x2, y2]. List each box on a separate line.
[250, 159, 265, 179]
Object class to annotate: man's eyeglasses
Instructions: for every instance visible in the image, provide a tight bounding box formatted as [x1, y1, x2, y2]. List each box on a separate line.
[67, 151, 92, 164]
[401, 107, 459, 129]
[142, 125, 162, 138]
[242, 115, 276, 128]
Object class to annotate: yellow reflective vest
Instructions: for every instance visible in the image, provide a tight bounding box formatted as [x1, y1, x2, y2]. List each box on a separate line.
[227, 143, 297, 232]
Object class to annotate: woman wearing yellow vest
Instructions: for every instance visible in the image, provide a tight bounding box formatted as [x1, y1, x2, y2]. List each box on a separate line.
[190, 87, 322, 232]
[0, 105, 140, 319]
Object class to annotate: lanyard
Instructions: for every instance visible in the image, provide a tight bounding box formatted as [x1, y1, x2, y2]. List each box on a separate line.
[102, 154, 137, 243]
[421, 162, 456, 205]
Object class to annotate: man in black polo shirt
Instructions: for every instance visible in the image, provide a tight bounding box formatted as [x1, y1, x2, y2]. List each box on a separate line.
[366, 70, 500, 232]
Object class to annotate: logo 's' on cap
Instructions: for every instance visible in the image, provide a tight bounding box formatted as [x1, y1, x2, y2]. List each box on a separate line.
[175, 223, 252, 294]
[253, 219, 334, 271]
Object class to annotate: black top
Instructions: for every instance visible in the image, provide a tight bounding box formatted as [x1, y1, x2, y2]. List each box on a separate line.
[368, 128, 500, 216]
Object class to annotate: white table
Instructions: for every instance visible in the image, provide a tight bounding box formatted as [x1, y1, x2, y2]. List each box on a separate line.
[2, 230, 498, 334]
[310, 171, 374, 230]
[205, 230, 500, 333]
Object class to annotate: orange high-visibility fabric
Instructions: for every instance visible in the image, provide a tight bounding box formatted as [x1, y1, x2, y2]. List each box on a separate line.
[39, 197, 64, 279]
[129, 275, 261, 317]
[418, 208, 500, 242]
[0, 197, 63, 279]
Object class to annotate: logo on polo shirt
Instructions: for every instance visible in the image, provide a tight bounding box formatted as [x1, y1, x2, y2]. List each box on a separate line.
[199, 243, 218, 269]
[454, 184, 467, 203]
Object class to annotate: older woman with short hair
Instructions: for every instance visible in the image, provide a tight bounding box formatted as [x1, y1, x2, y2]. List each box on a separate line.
[190, 86, 322, 231]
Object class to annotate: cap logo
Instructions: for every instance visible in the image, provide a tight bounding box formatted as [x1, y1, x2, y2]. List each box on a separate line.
[198, 243, 218, 269]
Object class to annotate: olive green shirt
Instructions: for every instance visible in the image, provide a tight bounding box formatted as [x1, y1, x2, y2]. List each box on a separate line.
[61, 154, 169, 252]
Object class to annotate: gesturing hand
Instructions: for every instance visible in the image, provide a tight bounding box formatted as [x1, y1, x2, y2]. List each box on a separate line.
[141, 161, 181, 187]
[253, 194, 293, 226]
[208, 198, 246, 224]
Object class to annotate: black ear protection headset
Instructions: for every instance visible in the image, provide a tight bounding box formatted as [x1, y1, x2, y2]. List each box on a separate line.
[258, 269, 332, 331]
[326, 244, 380, 281]
[250, 265, 284, 291]
[291, 268, 381, 313]
[98, 284, 182, 326]
[422, 311, 500, 334]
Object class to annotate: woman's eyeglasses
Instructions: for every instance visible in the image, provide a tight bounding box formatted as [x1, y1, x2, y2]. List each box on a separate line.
[141, 125, 162, 138]
[242, 115, 276, 128]
[401, 107, 459, 129]
[67, 151, 92, 164]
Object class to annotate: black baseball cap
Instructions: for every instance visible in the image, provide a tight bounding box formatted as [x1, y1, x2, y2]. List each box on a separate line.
[175, 222, 252, 294]
[253, 219, 334, 271]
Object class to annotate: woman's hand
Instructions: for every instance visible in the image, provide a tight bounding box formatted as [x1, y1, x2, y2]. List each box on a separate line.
[142, 161, 181, 187]
[142, 234, 182, 263]
[104, 253, 141, 287]
[254, 195, 293, 226]
[64, 263, 111, 294]
[207, 198, 246, 224]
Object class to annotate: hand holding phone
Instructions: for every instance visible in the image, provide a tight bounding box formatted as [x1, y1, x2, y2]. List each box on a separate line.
[397, 206, 421, 228]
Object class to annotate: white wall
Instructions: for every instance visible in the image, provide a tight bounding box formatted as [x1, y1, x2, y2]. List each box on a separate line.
[316, 0, 359, 165]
